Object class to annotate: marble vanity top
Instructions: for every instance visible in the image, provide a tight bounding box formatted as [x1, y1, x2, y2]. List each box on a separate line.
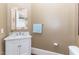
[4, 32, 32, 40]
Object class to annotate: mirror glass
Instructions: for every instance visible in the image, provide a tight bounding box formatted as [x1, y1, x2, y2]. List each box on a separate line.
[10, 8, 28, 31]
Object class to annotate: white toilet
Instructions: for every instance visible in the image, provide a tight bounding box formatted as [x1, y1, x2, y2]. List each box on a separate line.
[68, 46, 79, 55]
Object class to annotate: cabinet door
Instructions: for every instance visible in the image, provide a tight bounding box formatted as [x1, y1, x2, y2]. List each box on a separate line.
[19, 39, 31, 55]
[5, 39, 19, 55]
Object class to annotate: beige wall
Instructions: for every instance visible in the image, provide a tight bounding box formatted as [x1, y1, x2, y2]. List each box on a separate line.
[31, 3, 78, 54]
[77, 4, 79, 46]
[0, 3, 7, 54]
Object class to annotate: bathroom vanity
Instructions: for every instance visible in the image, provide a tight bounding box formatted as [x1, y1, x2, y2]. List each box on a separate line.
[4, 32, 32, 55]
[4, 6, 32, 55]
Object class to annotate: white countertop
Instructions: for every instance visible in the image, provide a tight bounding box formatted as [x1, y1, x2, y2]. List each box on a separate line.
[4, 32, 32, 40]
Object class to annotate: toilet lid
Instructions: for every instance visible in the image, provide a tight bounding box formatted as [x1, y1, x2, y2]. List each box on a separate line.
[69, 46, 79, 54]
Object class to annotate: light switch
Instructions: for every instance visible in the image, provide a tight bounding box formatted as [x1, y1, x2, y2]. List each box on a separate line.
[1, 28, 4, 33]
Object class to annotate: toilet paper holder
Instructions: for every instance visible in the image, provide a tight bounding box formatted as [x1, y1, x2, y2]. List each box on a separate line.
[53, 43, 59, 46]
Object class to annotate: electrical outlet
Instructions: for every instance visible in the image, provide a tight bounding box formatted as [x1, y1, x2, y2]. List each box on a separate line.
[1, 28, 4, 34]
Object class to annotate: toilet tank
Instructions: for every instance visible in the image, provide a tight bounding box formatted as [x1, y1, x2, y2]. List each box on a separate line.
[68, 46, 79, 55]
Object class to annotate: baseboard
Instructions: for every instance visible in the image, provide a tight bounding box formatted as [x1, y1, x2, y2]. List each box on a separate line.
[32, 47, 63, 55]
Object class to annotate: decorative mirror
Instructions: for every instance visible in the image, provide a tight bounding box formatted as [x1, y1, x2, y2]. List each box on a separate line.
[10, 8, 28, 31]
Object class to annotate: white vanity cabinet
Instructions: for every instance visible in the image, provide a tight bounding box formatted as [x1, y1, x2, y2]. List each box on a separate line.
[5, 35, 31, 55]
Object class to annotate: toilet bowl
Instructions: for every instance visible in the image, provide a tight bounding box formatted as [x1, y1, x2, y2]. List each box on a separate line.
[68, 46, 79, 55]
